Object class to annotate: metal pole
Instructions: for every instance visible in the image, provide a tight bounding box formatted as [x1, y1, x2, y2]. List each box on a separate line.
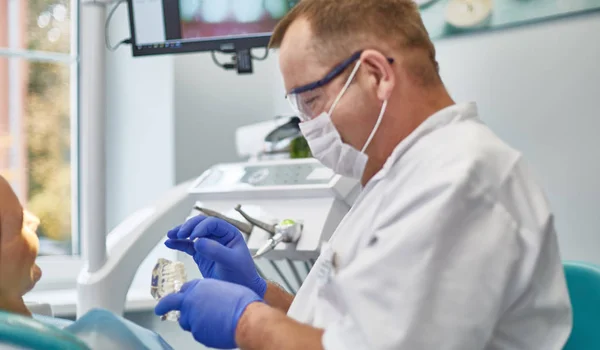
[80, 1, 107, 272]
[70, 0, 81, 256]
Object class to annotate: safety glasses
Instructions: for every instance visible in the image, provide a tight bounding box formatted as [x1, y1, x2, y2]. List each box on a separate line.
[286, 50, 394, 121]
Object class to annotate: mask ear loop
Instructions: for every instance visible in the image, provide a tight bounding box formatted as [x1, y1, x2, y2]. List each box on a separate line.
[328, 60, 363, 117]
[361, 99, 388, 153]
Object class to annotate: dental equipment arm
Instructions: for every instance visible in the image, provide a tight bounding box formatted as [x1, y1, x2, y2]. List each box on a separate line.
[77, 158, 358, 318]
[76, 180, 197, 317]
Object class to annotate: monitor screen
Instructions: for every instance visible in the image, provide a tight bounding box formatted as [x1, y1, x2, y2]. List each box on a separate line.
[128, 0, 299, 57]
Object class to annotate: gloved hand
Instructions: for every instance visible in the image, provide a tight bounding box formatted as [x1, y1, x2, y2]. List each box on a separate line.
[165, 215, 267, 298]
[155, 278, 263, 350]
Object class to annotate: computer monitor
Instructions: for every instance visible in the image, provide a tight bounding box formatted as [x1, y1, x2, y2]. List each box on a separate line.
[127, 0, 299, 58]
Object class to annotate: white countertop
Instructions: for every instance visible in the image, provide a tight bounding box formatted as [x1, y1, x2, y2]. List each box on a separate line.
[24, 288, 157, 317]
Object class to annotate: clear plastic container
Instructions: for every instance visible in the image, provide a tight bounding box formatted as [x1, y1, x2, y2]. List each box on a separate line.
[151, 258, 187, 321]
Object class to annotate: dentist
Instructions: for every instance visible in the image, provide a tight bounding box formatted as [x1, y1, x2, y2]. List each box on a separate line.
[156, 1, 572, 349]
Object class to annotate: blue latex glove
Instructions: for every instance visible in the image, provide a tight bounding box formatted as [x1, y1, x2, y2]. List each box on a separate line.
[165, 215, 267, 298]
[155, 279, 262, 349]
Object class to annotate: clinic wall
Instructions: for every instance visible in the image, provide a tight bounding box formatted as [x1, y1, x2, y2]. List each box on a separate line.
[105, 7, 175, 230]
[435, 12, 600, 264]
[172, 52, 292, 183]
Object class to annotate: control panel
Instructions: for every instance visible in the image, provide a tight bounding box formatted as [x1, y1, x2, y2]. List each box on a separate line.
[189, 159, 337, 193]
[185, 158, 360, 261]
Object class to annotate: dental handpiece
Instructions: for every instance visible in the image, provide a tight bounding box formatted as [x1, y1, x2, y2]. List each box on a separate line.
[234, 205, 277, 236]
[194, 206, 254, 235]
[252, 234, 285, 259]
[252, 220, 303, 259]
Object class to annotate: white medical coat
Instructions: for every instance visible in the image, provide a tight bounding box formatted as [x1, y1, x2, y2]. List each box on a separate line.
[287, 102, 573, 349]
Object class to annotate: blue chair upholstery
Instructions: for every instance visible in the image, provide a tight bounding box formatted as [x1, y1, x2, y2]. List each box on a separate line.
[563, 261, 600, 350]
[33, 314, 75, 329]
[0, 311, 89, 350]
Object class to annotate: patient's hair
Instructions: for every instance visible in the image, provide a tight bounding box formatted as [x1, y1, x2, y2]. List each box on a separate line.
[269, 0, 440, 86]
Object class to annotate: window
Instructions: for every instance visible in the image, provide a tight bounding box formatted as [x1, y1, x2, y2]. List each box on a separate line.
[1, 0, 80, 288]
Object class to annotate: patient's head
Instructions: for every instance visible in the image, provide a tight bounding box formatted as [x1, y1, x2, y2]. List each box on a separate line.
[0, 175, 42, 315]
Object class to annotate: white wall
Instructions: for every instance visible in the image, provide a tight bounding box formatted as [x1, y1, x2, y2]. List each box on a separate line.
[172, 51, 292, 183]
[435, 11, 600, 264]
[105, 9, 175, 230]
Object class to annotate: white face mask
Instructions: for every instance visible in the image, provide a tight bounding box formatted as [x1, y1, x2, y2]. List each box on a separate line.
[299, 61, 388, 180]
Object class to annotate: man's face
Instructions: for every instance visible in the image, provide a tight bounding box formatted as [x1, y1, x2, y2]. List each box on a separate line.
[0, 177, 42, 298]
[278, 18, 382, 151]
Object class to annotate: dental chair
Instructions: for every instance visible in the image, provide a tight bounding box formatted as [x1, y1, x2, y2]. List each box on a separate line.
[0, 311, 88, 350]
[563, 261, 600, 350]
[1, 306, 174, 350]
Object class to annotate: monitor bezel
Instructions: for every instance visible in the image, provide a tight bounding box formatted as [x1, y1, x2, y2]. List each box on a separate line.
[127, 0, 274, 57]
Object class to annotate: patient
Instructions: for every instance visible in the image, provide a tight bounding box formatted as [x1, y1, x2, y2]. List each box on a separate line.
[0, 175, 42, 316]
[0, 176, 174, 349]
